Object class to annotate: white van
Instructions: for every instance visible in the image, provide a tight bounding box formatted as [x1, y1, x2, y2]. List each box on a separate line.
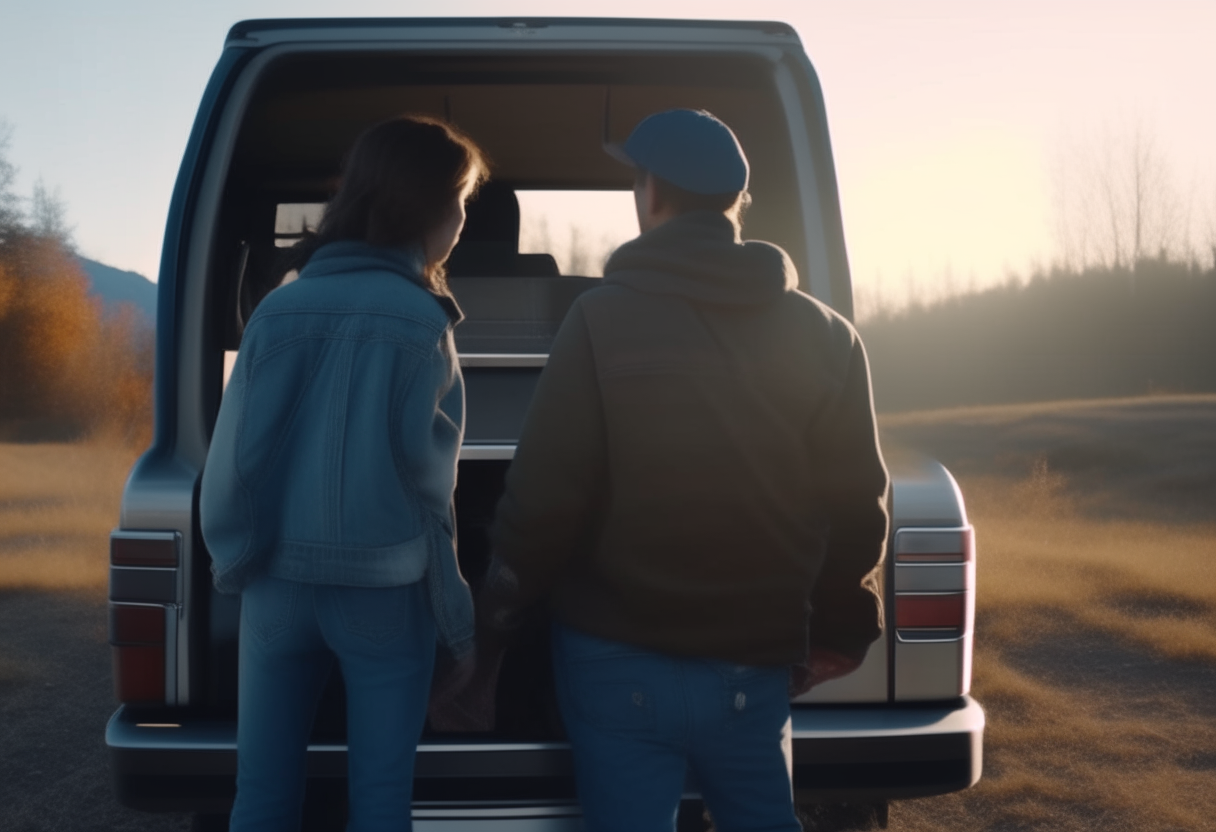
[106, 18, 983, 831]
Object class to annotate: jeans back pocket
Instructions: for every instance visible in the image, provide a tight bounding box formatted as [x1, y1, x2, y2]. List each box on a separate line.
[566, 675, 657, 735]
[242, 577, 300, 645]
[556, 627, 658, 735]
[331, 583, 413, 644]
[711, 661, 788, 732]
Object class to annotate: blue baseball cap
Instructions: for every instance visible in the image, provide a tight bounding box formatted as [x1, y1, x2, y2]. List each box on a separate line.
[606, 109, 749, 195]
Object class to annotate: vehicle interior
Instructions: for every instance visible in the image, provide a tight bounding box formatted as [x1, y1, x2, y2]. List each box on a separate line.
[201, 48, 812, 741]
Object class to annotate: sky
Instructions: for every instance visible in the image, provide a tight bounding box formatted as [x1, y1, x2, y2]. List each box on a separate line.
[1, 0, 1213, 316]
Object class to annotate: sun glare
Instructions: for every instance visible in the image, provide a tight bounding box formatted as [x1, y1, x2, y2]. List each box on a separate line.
[517, 190, 639, 277]
[842, 128, 1053, 314]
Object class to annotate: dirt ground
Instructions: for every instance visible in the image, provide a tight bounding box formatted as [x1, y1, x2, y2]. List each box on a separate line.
[0, 590, 191, 831]
[0, 441, 186, 831]
[2, 396, 1215, 831]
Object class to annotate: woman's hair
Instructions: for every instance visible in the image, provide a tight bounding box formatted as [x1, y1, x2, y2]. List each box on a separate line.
[278, 115, 489, 292]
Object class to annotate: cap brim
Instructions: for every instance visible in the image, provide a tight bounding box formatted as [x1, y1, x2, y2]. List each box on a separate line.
[603, 141, 636, 168]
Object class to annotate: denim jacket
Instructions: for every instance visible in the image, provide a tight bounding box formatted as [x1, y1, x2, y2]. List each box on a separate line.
[200, 241, 474, 656]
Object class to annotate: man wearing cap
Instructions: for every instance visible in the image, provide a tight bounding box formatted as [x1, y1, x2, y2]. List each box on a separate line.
[478, 110, 889, 830]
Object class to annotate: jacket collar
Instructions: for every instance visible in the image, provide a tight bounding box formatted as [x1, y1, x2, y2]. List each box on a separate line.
[300, 241, 464, 324]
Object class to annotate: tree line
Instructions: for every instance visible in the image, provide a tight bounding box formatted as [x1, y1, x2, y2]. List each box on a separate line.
[859, 257, 1216, 413]
[859, 121, 1215, 413]
[2, 115, 1210, 434]
[0, 123, 152, 445]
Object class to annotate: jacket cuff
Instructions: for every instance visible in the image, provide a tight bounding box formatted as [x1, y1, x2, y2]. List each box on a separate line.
[211, 563, 247, 595]
[443, 635, 476, 660]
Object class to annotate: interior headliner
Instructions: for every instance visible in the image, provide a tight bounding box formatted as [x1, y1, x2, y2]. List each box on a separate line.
[213, 49, 815, 350]
[225, 50, 801, 219]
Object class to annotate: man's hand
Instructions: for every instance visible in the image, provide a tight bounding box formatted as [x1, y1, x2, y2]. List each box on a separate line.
[789, 647, 864, 697]
[428, 554, 530, 732]
[427, 639, 507, 733]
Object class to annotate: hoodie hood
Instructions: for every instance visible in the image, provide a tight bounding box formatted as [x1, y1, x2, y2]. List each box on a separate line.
[603, 211, 797, 306]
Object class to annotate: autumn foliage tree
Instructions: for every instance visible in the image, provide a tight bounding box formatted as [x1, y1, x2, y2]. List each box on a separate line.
[0, 123, 152, 446]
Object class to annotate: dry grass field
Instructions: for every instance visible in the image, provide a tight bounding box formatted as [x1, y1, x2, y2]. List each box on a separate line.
[0, 395, 1214, 830]
[0, 441, 135, 592]
[880, 394, 1216, 832]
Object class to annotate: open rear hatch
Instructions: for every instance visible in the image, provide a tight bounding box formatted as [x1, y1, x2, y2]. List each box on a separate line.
[163, 27, 939, 811]
[111, 23, 982, 816]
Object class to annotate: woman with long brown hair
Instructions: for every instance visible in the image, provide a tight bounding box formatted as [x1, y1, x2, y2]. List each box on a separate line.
[200, 116, 487, 831]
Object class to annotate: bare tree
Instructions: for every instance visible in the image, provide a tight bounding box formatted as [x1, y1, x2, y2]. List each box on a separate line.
[1206, 182, 1216, 270]
[1053, 121, 1187, 273]
[566, 226, 591, 275]
[0, 121, 22, 242]
[519, 213, 553, 259]
[31, 178, 73, 247]
[1123, 126, 1181, 264]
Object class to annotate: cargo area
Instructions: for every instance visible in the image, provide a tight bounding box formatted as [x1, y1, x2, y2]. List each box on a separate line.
[193, 31, 884, 737]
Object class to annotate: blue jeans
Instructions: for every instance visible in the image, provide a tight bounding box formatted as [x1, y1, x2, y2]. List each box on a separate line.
[552, 625, 801, 832]
[230, 576, 437, 832]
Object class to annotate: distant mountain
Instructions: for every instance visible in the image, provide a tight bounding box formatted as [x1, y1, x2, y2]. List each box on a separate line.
[78, 257, 157, 327]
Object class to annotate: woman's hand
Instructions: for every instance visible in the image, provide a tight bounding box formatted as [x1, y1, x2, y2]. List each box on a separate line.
[428, 554, 532, 732]
[427, 639, 507, 733]
[431, 649, 477, 700]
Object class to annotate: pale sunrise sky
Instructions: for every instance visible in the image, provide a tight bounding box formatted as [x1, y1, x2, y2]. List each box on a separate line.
[1, 1, 1213, 317]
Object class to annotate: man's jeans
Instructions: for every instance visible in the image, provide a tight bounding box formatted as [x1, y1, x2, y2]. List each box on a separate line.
[229, 576, 436, 832]
[552, 624, 801, 832]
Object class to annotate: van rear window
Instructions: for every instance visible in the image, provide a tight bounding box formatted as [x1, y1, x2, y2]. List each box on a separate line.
[517, 190, 636, 277]
[274, 203, 323, 247]
[274, 190, 636, 277]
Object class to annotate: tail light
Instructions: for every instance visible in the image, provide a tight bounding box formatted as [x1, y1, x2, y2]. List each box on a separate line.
[109, 603, 170, 703]
[111, 533, 180, 567]
[892, 526, 976, 699]
[896, 592, 966, 635]
[893, 527, 974, 641]
[109, 531, 180, 705]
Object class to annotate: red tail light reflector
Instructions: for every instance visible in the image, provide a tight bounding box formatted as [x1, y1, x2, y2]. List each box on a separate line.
[896, 593, 966, 629]
[110, 603, 166, 704]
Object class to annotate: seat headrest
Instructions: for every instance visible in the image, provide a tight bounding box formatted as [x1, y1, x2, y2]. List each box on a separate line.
[459, 181, 520, 253]
[448, 181, 561, 278]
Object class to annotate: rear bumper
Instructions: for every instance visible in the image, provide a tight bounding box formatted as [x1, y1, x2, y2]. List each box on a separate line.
[108, 696, 983, 813]
[790, 696, 984, 801]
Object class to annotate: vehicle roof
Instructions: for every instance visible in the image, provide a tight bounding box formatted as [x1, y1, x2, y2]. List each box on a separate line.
[226, 17, 802, 47]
